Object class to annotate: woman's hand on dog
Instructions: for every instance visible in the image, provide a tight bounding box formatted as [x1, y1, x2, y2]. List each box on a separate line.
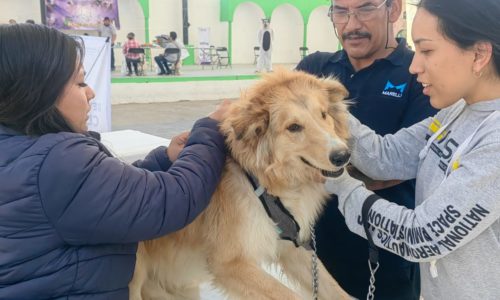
[167, 131, 190, 161]
[167, 100, 231, 161]
[208, 99, 232, 122]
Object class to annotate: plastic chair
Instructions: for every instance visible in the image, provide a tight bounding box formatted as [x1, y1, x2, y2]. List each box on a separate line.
[216, 47, 231, 68]
[164, 47, 181, 74]
[253, 46, 260, 65]
[299, 46, 309, 60]
[127, 48, 145, 75]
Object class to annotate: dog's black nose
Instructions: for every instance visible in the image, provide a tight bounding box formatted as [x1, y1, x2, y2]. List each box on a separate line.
[329, 150, 351, 167]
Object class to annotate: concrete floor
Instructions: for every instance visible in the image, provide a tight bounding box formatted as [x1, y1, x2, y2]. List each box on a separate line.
[109, 64, 297, 131]
[111, 99, 224, 139]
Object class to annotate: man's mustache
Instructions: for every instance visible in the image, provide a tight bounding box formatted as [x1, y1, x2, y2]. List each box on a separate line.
[342, 31, 371, 40]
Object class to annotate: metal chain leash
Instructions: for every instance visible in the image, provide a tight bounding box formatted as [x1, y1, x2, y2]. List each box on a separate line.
[366, 260, 379, 300]
[309, 224, 319, 300]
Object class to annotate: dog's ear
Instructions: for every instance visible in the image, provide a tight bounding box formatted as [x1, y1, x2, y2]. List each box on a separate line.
[322, 77, 350, 140]
[221, 96, 270, 144]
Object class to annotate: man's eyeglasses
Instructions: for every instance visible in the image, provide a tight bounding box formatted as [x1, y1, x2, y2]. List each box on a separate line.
[328, 0, 388, 24]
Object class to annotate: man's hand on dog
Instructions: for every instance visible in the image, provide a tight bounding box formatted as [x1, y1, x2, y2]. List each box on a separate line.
[323, 167, 367, 200]
[346, 165, 402, 191]
[321, 165, 402, 193]
[167, 131, 190, 161]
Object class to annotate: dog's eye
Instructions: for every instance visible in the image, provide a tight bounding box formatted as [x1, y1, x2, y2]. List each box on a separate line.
[287, 123, 303, 132]
[321, 111, 327, 119]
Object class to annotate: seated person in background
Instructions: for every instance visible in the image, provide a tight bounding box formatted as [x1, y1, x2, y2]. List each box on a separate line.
[154, 35, 172, 75]
[122, 32, 141, 76]
[154, 31, 182, 75]
[166, 31, 183, 75]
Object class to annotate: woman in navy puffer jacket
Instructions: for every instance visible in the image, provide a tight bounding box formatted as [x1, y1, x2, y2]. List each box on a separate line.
[0, 24, 229, 299]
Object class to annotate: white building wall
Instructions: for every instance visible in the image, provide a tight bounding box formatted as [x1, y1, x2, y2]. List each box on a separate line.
[188, 0, 227, 49]
[271, 4, 303, 64]
[307, 6, 338, 54]
[232, 2, 264, 64]
[406, 0, 418, 49]
[0, 0, 41, 24]
[149, 0, 182, 43]
[1, 0, 351, 65]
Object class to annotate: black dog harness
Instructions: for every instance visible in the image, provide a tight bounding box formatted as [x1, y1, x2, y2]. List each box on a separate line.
[245, 172, 312, 250]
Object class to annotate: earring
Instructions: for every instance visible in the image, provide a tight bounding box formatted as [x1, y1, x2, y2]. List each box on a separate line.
[473, 70, 483, 78]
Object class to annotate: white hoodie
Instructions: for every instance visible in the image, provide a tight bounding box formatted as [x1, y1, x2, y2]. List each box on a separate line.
[327, 99, 500, 299]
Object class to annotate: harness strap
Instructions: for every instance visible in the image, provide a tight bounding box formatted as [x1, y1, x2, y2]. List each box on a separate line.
[245, 172, 308, 249]
[362, 194, 382, 265]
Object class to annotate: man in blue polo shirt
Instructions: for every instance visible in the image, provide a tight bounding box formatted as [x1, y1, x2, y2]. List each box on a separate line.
[297, 0, 437, 299]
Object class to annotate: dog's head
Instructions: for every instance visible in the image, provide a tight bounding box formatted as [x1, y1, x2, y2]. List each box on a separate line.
[221, 69, 350, 190]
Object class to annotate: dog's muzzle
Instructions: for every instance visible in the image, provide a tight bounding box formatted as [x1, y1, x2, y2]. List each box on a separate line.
[329, 150, 350, 167]
[300, 151, 351, 177]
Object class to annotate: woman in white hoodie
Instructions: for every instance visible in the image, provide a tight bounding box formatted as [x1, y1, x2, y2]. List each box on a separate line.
[325, 0, 500, 299]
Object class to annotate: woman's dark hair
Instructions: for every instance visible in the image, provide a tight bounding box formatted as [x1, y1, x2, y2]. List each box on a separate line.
[0, 24, 84, 136]
[418, 0, 500, 76]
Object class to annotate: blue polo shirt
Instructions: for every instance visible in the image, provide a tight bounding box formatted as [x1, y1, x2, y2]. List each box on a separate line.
[297, 39, 437, 300]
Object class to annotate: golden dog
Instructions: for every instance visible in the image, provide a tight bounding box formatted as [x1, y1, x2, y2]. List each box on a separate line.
[130, 69, 352, 300]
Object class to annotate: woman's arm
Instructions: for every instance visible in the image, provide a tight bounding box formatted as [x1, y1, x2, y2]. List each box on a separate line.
[38, 117, 226, 245]
[348, 114, 432, 181]
[326, 140, 500, 262]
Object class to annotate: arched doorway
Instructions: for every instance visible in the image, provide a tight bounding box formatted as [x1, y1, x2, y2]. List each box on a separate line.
[307, 6, 338, 54]
[232, 2, 265, 64]
[271, 4, 303, 64]
[118, 0, 145, 42]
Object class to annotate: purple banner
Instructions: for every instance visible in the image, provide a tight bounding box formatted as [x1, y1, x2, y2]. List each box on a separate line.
[44, 0, 120, 30]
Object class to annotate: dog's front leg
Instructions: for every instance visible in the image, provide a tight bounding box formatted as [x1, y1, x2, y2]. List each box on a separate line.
[129, 243, 148, 300]
[278, 242, 351, 300]
[210, 257, 301, 300]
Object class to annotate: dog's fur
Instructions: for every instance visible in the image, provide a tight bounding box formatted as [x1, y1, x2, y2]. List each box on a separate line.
[130, 69, 352, 300]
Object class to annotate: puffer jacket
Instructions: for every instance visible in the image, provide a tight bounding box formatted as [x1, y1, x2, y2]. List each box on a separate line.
[0, 117, 226, 299]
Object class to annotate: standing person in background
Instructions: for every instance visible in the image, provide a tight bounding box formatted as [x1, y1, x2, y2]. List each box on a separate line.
[122, 32, 141, 76]
[256, 19, 273, 73]
[0, 24, 230, 299]
[99, 16, 117, 71]
[8, 19, 16, 25]
[325, 0, 500, 298]
[296, 0, 437, 299]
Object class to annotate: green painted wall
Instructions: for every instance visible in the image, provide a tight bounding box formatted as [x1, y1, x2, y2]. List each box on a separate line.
[137, 0, 150, 43]
[220, 0, 331, 24]
[135, 0, 334, 64]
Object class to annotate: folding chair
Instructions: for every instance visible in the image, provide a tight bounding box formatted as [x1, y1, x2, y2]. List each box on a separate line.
[216, 47, 231, 68]
[164, 47, 181, 75]
[253, 46, 260, 65]
[299, 47, 309, 60]
[128, 48, 145, 76]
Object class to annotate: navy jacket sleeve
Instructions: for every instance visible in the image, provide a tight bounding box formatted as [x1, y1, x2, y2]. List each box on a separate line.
[132, 146, 172, 172]
[38, 117, 226, 245]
